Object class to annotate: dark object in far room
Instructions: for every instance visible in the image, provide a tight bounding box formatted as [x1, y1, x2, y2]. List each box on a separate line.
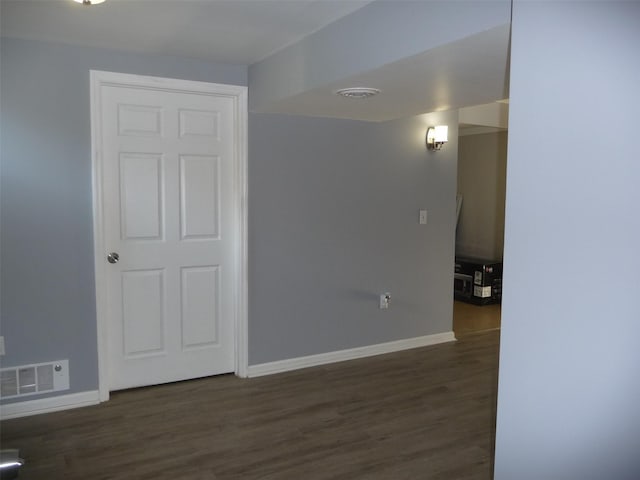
[454, 256, 503, 305]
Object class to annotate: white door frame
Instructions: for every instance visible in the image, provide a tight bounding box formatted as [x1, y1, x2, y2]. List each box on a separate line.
[90, 70, 248, 402]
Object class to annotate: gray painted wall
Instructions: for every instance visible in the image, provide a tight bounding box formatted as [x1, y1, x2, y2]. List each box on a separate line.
[249, 0, 511, 112]
[495, 2, 640, 478]
[249, 111, 458, 364]
[456, 131, 507, 260]
[1, 37, 458, 404]
[0, 38, 247, 403]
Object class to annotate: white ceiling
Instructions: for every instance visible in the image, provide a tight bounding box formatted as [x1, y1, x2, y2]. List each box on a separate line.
[0, 0, 373, 65]
[262, 24, 510, 122]
[1, 0, 510, 125]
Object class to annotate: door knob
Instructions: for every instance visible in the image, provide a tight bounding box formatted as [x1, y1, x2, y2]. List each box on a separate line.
[107, 252, 119, 264]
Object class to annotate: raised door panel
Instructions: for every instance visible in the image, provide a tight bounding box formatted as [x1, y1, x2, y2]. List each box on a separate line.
[179, 109, 220, 139]
[179, 155, 220, 240]
[119, 153, 164, 241]
[118, 104, 163, 137]
[121, 269, 165, 357]
[181, 266, 220, 350]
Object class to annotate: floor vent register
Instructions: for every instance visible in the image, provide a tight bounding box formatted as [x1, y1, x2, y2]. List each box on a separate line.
[0, 360, 70, 399]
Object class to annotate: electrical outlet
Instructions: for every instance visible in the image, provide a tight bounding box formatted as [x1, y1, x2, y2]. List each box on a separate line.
[419, 210, 428, 225]
[379, 293, 391, 309]
[0, 336, 5, 356]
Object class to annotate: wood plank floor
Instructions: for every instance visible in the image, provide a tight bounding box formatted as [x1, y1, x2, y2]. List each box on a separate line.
[1, 331, 500, 480]
[453, 301, 501, 337]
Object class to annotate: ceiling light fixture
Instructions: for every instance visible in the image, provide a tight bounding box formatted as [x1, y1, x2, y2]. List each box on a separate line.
[426, 126, 448, 151]
[74, 0, 106, 5]
[334, 87, 381, 99]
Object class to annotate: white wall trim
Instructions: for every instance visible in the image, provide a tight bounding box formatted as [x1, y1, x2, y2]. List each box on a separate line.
[247, 331, 456, 378]
[233, 86, 249, 379]
[90, 70, 249, 398]
[0, 391, 100, 420]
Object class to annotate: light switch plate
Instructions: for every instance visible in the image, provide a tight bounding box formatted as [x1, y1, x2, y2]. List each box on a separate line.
[419, 210, 428, 225]
[0, 336, 5, 356]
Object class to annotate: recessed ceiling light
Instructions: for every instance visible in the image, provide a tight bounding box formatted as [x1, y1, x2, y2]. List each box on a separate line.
[74, 0, 106, 5]
[334, 87, 381, 99]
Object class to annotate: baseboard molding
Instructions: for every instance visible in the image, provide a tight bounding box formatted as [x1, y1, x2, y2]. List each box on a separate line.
[247, 331, 456, 378]
[0, 390, 101, 420]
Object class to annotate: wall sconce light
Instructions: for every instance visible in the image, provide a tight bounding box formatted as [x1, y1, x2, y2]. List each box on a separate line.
[426, 126, 448, 151]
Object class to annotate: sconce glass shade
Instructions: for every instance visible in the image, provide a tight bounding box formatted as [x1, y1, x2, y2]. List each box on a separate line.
[426, 126, 448, 150]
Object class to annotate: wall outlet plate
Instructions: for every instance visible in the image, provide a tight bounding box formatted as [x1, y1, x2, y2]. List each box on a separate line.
[379, 293, 391, 309]
[0, 336, 5, 356]
[419, 210, 428, 225]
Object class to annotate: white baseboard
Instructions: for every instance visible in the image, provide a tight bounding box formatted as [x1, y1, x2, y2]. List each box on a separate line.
[0, 390, 101, 420]
[247, 331, 456, 378]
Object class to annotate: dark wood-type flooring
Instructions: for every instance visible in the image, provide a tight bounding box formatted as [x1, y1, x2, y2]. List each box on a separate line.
[1, 307, 500, 480]
[453, 301, 501, 338]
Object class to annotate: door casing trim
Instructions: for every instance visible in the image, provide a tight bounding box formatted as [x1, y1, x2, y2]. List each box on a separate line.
[90, 70, 249, 402]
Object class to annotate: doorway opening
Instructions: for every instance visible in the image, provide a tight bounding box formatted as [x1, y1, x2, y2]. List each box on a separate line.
[453, 100, 509, 337]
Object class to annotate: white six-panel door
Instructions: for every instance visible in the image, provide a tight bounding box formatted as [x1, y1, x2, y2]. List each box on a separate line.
[92, 72, 246, 393]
